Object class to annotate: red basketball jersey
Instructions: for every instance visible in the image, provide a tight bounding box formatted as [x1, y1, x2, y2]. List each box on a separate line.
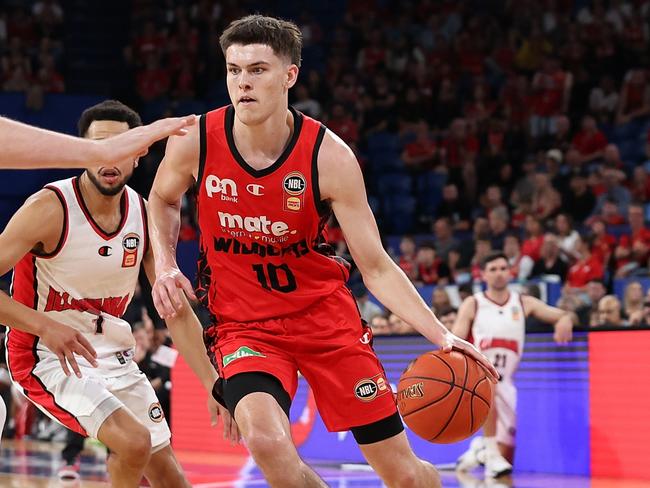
[196, 106, 349, 323]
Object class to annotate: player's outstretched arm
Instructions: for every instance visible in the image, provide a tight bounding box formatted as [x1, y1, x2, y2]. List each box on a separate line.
[142, 245, 240, 443]
[522, 295, 575, 344]
[0, 115, 195, 169]
[451, 296, 477, 340]
[0, 191, 97, 376]
[319, 131, 498, 382]
[148, 125, 200, 320]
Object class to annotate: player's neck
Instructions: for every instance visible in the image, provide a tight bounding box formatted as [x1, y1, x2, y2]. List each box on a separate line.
[232, 107, 292, 170]
[78, 173, 123, 216]
[485, 288, 509, 303]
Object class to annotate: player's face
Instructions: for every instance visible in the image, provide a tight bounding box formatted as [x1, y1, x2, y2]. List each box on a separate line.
[85, 120, 136, 196]
[482, 258, 510, 291]
[225, 43, 298, 125]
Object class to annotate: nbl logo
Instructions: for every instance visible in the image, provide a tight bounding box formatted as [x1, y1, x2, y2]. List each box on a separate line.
[283, 172, 306, 196]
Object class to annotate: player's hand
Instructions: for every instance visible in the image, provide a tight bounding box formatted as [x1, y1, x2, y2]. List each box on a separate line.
[553, 315, 573, 345]
[152, 266, 197, 319]
[40, 320, 98, 378]
[440, 332, 500, 383]
[208, 395, 241, 444]
[99, 115, 196, 162]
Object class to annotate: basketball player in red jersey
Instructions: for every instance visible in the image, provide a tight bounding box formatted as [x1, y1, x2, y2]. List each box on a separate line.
[149, 15, 498, 488]
[2, 101, 235, 487]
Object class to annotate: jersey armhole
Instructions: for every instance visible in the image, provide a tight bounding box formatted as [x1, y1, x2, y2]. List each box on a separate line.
[196, 113, 207, 189]
[35, 186, 69, 259]
[310, 124, 328, 216]
[138, 195, 150, 255]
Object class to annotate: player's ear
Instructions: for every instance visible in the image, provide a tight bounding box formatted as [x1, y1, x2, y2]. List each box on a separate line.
[286, 64, 299, 90]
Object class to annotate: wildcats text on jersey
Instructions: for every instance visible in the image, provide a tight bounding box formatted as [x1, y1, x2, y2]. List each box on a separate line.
[44, 286, 130, 317]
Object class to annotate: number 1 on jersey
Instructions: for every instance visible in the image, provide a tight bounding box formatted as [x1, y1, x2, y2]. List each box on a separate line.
[252, 263, 297, 293]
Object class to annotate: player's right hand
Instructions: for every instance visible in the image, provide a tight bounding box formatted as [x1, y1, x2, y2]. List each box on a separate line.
[99, 115, 196, 162]
[152, 266, 197, 319]
[208, 394, 241, 444]
[40, 320, 98, 378]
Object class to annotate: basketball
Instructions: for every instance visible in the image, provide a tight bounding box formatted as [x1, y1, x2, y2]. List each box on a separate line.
[397, 349, 494, 444]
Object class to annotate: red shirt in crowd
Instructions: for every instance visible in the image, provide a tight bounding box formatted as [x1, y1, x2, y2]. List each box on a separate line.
[566, 256, 604, 288]
[618, 227, 650, 265]
[327, 117, 359, 145]
[533, 70, 567, 116]
[591, 234, 617, 262]
[441, 135, 479, 168]
[572, 130, 608, 156]
[521, 235, 544, 261]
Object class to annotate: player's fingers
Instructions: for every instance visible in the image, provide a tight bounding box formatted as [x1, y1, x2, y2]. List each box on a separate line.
[57, 353, 71, 377]
[76, 334, 98, 361]
[179, 275, 197, 301]
[159, 281, 180, 317]
[152, 287, 167, 318]
[67, 353, 82, 378]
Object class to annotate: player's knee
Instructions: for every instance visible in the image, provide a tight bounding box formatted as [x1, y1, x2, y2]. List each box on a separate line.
[245, 430, 293, 464]
[121, 425, 152, 463]
[384, 460, 439, 488]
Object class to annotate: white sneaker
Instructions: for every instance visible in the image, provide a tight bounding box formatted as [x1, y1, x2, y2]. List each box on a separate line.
[456, 437, 486, 471]
[484, 452, 512, 478]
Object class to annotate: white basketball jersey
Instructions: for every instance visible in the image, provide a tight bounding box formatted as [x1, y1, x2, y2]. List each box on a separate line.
[8, 177, 148, 375]
[471, 291, 525, 381]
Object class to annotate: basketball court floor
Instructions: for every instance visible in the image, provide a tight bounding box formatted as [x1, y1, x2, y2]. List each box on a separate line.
[0, 440, 647, 487]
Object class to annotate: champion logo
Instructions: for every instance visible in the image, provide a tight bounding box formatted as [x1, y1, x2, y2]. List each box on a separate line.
[246, 184, 264, 196]
[98, 246, 112, 257]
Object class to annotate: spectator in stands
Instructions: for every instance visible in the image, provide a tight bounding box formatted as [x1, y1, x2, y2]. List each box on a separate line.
[614, 202, 650, 276]
[616, 68, 650, 126]
[521, 215, 545, 262]
[401, 120, 439, 170]
[592, 167, 631, 217]
[532, 168, 561, 219]
[564, 170, 596, 223]
[595, 295, 626, 327]
[632, 300, 650, 327]
[531, 233, 569, 281]
[630, 166, 650, 203]
[397, 235, 418, 281]
[433, 217, 459, 261]
[545, 114, 572, 153]
[370, 315, 391, 336]
[555, 213, 580, 262]
[441, 118, 479, 183]
[325, 103, 358, 146]
[388, 313, 417, 335]
[415, 242, 451, 286]
[292, 83, 321, 119]
[31, 0, 63, 38]
[566, 235, 605, 292]
[504, 233, 530, 281]
[529, 56, 572, 141]
[352, 283, 383, 323]
[590, 218, 616, 263]
[470, 238, 492, 282]
[438, 307, 458, 331]
[623, 281, 644, 322]
[589, 75, 619, 124]
[571, 115, 608, 164]
[436, 183, 472, 231]
[575, 278, 608, 326]
[431, 287, 452, 315]
[136, 53, 171, 102]
[488, 206, 510, 250]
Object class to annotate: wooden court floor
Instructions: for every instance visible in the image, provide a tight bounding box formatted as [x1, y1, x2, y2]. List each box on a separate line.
[0, 440, 648, 487]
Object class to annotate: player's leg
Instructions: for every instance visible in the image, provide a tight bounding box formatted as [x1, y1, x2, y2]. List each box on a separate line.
[483, 383, 513, 478]
[495, 381, 517, 464]
[355, 415, 441, 488]
[112, 372, 189, 488]
[95, 405, 153, 487]
[227, 373, 327, 488]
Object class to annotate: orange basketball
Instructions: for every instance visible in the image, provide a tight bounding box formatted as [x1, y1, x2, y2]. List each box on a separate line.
[397, 349, 494, 444]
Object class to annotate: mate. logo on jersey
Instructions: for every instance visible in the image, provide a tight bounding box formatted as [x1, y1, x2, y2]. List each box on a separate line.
[283, 172, 306, 212]
[121, 233, 140, 268]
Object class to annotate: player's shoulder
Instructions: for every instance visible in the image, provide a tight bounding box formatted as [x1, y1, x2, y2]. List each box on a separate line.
[24, 186, 65, 216]
[317, 128, 358, 176]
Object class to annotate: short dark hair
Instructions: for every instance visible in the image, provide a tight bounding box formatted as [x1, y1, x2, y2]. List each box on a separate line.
[480, 251, 509, 270]
[219, 15, 302, 67]
[78, 100, 142, 137]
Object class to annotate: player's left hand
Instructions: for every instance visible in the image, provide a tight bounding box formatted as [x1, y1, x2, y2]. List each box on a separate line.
[440, 332, 500, 383]
[208, 395, 241, 445]
[553, 315, 573, 345]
